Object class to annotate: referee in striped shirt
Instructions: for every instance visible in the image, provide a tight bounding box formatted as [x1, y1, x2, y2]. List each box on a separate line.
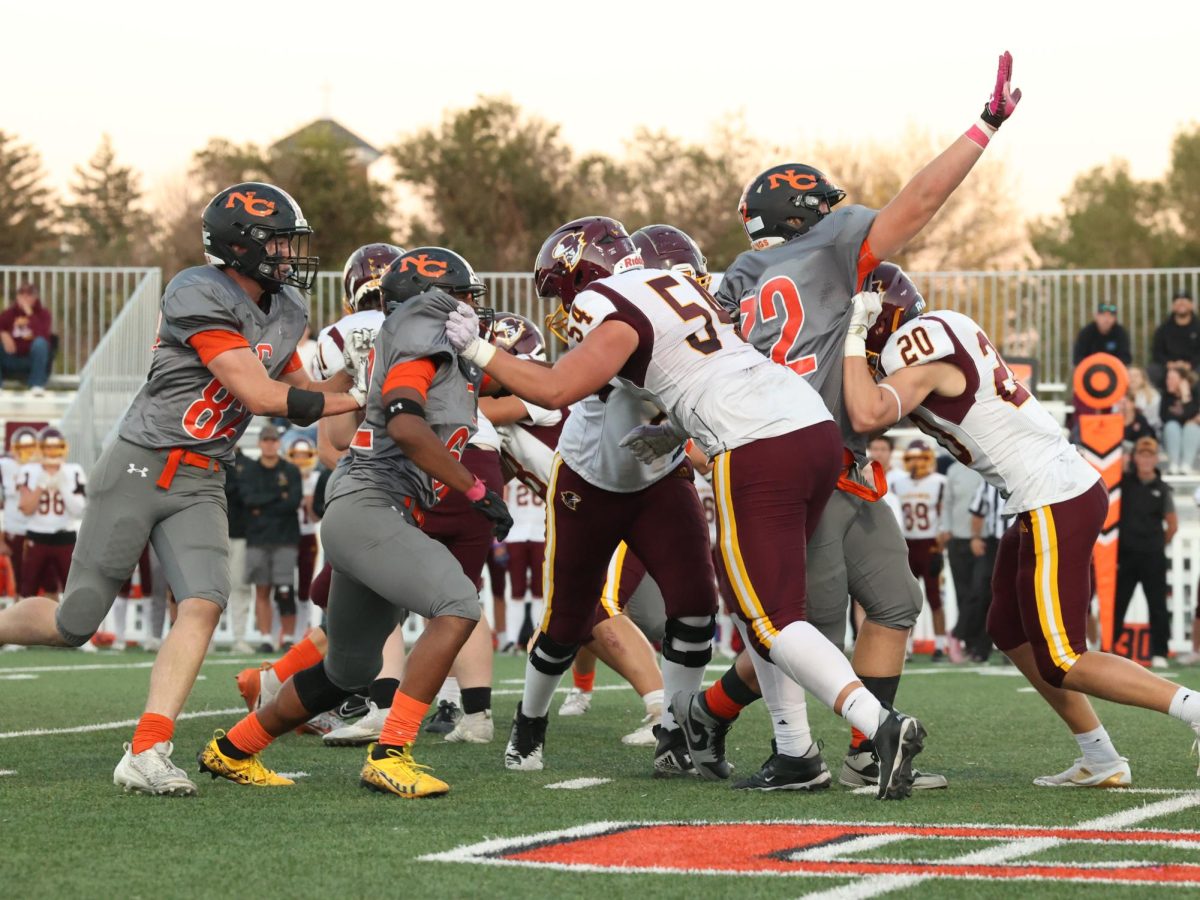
[956, 482, 1009, 661]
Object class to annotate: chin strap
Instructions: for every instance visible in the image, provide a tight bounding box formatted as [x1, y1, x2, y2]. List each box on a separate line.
[835, 448, 888, 502]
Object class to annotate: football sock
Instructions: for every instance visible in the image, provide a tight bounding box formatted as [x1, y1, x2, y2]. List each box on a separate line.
[768, 620, 867, 711]
[369, 677, 399, 709]
[1074, 725, 1122, 765]
[131, 712, 174, 755]
[661, 658, 705, 732]
[223, 712, 273, 759]
[271, 635, 323, 683]
[461, 687, 492, 715]
[641, 688, 664, 715]
[703, 667, 759, 722]
[852, 674, 901, 750]
[112, 597, 128, 645]
[572, 669, 595, 693]
[378, 690, 430, 747]
[504, 599, 526, 644]
[744, 642, 814, 756]
[1169, 687, 1200, 725]
[437, 677, 461, 707]
[934, 635, 946, 652]
[529, 599, 545, 635]
[521, 655, 564, 719]
[840, 687, 886, 741]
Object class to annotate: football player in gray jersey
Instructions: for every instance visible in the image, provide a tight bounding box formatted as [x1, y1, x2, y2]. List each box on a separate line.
[693, 52, 1022, 791]
[198, 247, 513, 799]
[0, 182, 362, 796]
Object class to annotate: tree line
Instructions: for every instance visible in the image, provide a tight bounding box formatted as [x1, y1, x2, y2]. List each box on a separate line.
[1, 97, 1196, 277]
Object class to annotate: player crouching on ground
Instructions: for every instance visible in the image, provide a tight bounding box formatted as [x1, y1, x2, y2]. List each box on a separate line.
[841, 271, 1200, 786]
[197, 246, 512, 798]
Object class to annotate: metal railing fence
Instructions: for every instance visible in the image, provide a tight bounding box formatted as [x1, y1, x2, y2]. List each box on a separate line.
[57, 269, 162, 470]
[0, 267, 161, 380]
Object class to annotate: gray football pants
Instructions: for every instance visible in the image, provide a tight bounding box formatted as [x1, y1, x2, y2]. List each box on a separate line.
[320, 488, 480, 692]
[805, 489, 923, 649]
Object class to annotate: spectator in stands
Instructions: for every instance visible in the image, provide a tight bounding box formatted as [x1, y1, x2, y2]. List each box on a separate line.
[0, 283, 53, 395]
[1150, 290, 1200, 387]
[1073, 302, 1131, 367]
[237, 424, 302, 652]
[1120, 397, 1157, 451]
[1159, 365, 1200, 474]
[1128, 366, 1161, 433]
[1113, 436, 1176, 669]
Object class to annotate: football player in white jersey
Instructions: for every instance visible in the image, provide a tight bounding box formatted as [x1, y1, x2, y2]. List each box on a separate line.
[446, 216, 926, 799]
[18, 428, 86, 599]
[2, 427, 39, 593]
[891, 439, 951, 659]
[843, 278, 1200, 785]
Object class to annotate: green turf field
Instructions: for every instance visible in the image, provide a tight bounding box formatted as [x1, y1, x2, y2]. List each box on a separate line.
[3, 649, 1200, 898]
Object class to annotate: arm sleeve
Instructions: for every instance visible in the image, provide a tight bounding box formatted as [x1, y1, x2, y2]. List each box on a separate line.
[188, 330, 251, 365]
[382, 357, 437, 400]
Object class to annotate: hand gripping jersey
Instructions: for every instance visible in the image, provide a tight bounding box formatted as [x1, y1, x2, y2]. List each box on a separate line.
[504, 478, 546, 543]
[879, 310, 1099, 513]
[19, 462, 87, 533]
[566, 267, 830, 457]
[298, 469, 321, 536]
[0, 456, 28, 535]
[889, 471, 946, 539]
[715, 205, 879, 455]
[557, 384, 682, 493]
[119, 266, 309, 462]
[310, 309, 386, 380]
[496, 401, 564, 498]
[330, 290, 481, 512]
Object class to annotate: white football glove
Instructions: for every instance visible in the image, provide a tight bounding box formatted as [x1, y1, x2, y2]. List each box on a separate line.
[342, 326, 377, 374]
[446, 302, 495, 366]
[619, 423, 684, 465]
[845, 291, 883, 358]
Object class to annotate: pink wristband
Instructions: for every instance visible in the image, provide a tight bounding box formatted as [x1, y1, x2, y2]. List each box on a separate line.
[465, 476, 487, 502]
[965, 120, 994, 150]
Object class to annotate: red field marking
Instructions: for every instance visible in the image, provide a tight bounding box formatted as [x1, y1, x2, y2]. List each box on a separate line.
[423, 820, 1200, 887]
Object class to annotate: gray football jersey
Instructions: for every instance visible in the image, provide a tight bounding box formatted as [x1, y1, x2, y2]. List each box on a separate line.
[119, 266, 309, 462]
[716, 204, 877, 455]
[330, 290, 481, 511]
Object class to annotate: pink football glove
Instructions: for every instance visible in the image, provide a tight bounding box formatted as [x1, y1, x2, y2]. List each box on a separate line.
[981, 51, 1022, 129]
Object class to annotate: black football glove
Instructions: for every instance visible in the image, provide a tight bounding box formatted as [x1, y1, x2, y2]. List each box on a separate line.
[472, 490, 513, 541]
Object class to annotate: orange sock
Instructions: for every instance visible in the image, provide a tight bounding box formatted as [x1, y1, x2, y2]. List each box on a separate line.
[850, 726, 870, 750]
[131, 712, 174, 754]
[271, 636, 323, 683]
[702, 681, 744, 721]
[573, 669, 595, 692]
[226, 712, 275, 756]
[378, 690, 430, 747]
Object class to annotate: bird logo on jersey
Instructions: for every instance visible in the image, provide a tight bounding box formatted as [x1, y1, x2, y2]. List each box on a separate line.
[560, 490, 582, 511]
[551, 232, 587, 272]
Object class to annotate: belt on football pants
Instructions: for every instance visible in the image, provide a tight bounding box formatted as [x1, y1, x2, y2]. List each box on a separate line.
[401, 495, 426, 528]
[835, 448, 888, 502]
[156, 448, 221, 490]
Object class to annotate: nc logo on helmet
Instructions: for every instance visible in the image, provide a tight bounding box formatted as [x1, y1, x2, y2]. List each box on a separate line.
[396, 253, 450, 278]
[551, 232, 587, 272]
[224, 191, 277, 217]
[767, 169, 819, 191]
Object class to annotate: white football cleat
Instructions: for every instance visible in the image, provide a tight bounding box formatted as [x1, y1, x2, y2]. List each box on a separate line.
[323, 702, 387, 746]
[558, 688, 592, 717]
[621, 708, 662, 747]
[113, 741, 197, 796]
[1033, 757, 1131, 788]
[445, 710, 494, 744]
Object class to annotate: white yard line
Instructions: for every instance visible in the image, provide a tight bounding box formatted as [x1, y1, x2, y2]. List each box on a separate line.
[797, 793, 1200, 900]
[0, 673, 38, 680]
[0, 770, 16, 776]
[545, 778, 611, 790]
[0, 707, 244, 740]
[0, 658, 258, 675]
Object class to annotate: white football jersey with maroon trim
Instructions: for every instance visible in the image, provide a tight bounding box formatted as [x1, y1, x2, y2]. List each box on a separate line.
[879, 310, 1098, 513]
[504, 478, 546, 543]
[567, 267, 830, 457]
[19, 462, 87, 533]
[889, 472, 946, 539]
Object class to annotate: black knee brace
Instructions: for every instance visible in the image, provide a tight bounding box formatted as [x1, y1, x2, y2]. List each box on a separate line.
[662, 616, 715, 667]
[274, 584, 296, 617]
[293, 662, 354, 716]
[529, 631, 578, 676]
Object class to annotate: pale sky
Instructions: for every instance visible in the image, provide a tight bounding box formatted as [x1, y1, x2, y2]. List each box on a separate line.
[7, 1, 1198, 221]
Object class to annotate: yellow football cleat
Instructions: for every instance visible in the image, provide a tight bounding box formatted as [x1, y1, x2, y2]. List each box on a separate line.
[360, 743, 449, 798]
[197, 731, 294, 787]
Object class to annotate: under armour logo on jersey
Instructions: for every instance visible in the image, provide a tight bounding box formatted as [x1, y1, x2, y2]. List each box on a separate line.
[127, 464, 149, 478]
[551, 232, 587, 271]
[560, 491, 582, 511]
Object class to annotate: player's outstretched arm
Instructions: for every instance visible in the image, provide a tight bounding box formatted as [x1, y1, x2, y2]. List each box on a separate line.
[317, 410, 360, 466]
[449, 307, 634, 409]
[207, 348, 362, 425]
[867, 51, 1021, 261]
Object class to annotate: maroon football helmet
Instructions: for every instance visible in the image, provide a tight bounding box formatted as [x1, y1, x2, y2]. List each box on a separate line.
[492, 312, 546, 361]
[631, 224, 710, 290]
[863, 262, 926, 369]
[341, 243, 405, 314]
[534, 217, 643, 342]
